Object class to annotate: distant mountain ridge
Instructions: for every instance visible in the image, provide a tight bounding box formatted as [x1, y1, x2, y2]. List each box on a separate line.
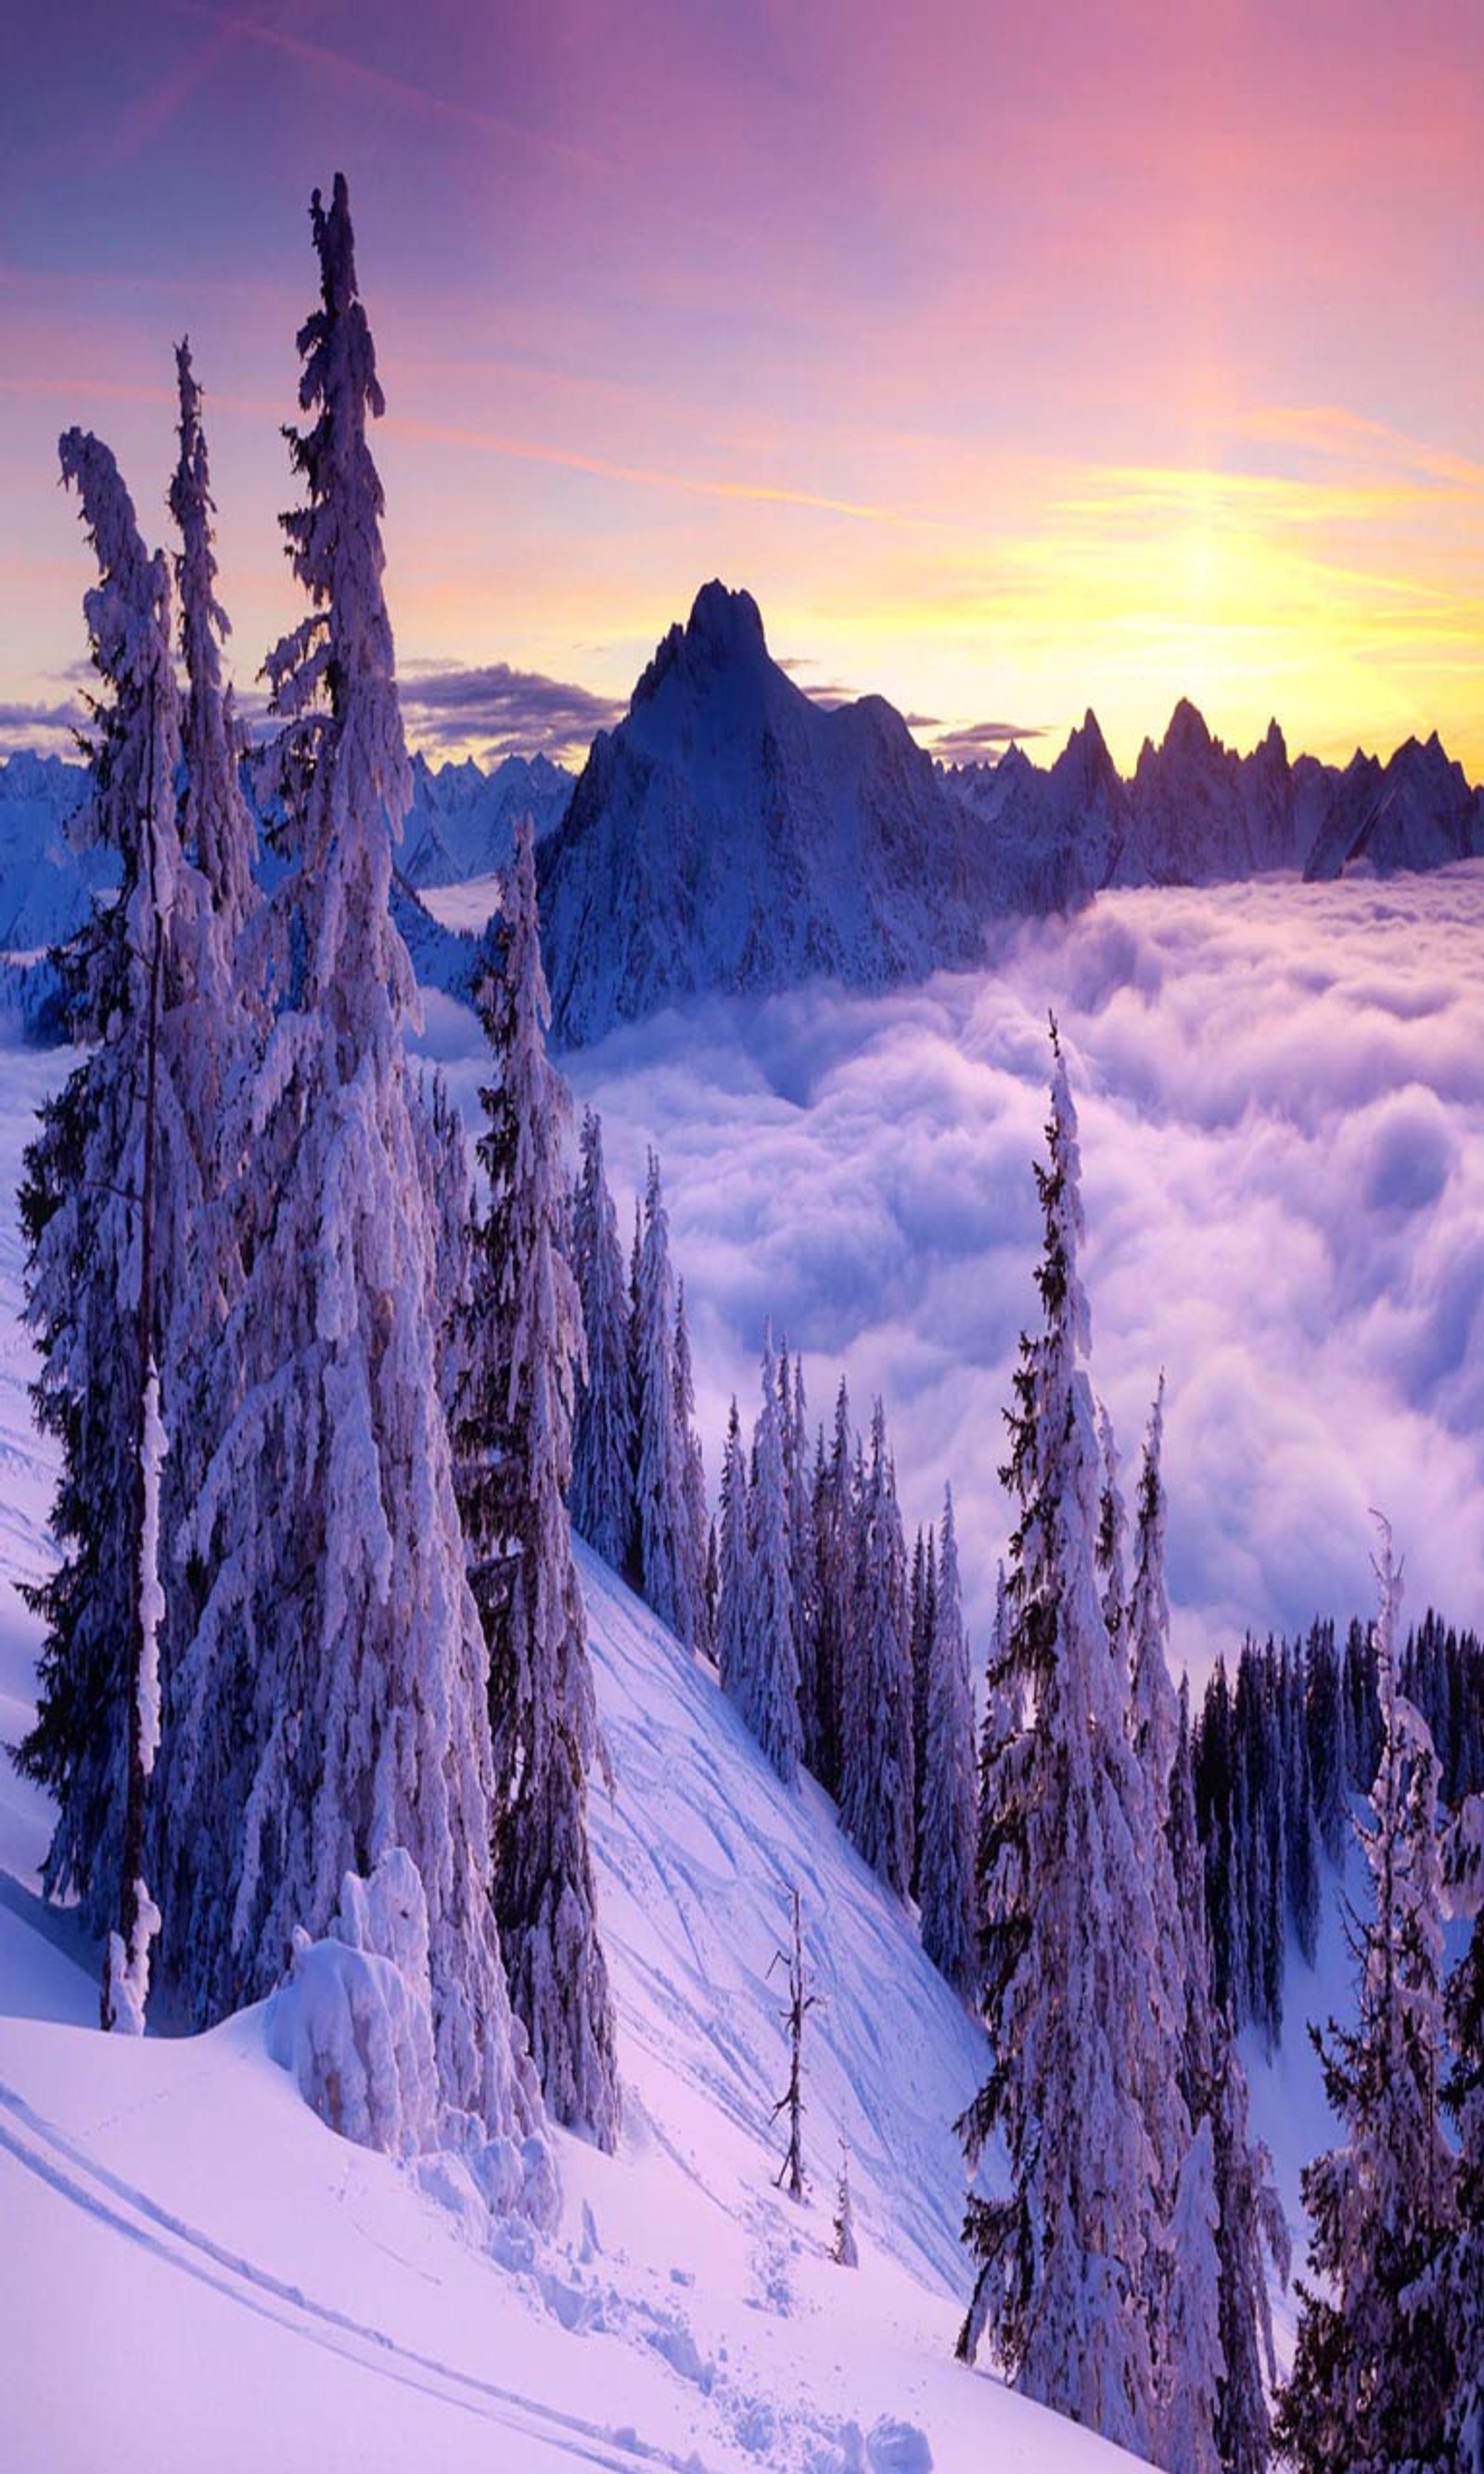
[4, 592, 1479, 1044]
[538, 582, 1484, 1045]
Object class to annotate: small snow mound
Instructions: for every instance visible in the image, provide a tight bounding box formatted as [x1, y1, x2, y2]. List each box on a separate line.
[865, 2416, 933, 2472]
[267, 1847, 439, 2157]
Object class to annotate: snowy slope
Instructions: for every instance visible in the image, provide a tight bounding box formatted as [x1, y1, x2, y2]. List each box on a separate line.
[0, 1034, 1151, 2474]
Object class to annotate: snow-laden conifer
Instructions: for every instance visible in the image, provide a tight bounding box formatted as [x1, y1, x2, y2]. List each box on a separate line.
[17, 428, 203, 2037]
[909, 1523, 929, 1891]
[170, 181, 551, 2211]
[169, 340, 257, 949]
[1162, 2121, 1224, 2474]
[1437, 1791, 1484, 2470]
[956, 1033, 1165, 2462]
[808, 1378, 855, 1796]
[832, 2138, 860, 2268]
[1305, 1619, 1351, 1866]
[838, 1398, 914, 1896]
[919, 1488, 977, 1995]
[781, 1352, 817, 1747]
[410, 1065, 474, 1423]
[717, 1399, 752, 1716]
[1282, 1639, 1322, 1966]
[1275, 1524, 1455, 2473]
[1125, 1382, 1226, 2473]
[570, 1108, 634, 1570]
[147, 342, 279, 2006]
[458, 814, 620, 2150]
[1210, 2006, 1288, 2474]
[746, 1329, 801, 1786]
[631, 1151, 695, 1646]
[1096, 1397, 1129, 1666]
[674, 1282, 711, 1659]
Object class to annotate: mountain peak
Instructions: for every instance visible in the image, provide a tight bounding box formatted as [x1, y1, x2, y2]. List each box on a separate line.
[687, 578, 767, 657]
[632, 580, 770, 711]
[1163, 697, 1213, 757]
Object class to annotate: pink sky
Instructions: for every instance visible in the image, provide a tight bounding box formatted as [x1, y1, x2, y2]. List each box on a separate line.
[2, 0, 1480, 773]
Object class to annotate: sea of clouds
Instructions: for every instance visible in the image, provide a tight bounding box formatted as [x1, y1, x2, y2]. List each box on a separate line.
[420, 862, 1484, 1681]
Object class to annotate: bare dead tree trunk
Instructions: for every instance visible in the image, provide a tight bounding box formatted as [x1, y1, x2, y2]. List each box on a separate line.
[769, 1885, 820, 2201]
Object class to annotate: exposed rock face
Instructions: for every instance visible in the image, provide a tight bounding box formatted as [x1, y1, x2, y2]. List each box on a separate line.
[1302, 733, 1484, 881]
[537, 583, 1012, 1047]
[400, 751, 572, 889]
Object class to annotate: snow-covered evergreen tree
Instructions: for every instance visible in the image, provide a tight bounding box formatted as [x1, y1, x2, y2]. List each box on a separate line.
[745, 1330, 802, 1785]
[781, 1352, 817, 1757]
[149, 344, 267, 2003]
[1274, 1526, 1455, 2473]
[1096, 1397, 1129, 1667]
[716, 1399, 752, 1717]
[1124, 1380, 1225, 2473]
[17, 428, 198, 2036]
[1305, 1618, 1351, 1867]
[630, 1151, 696, 1647]
[1437, 1791, 1484, 2470]
[832, 2137, 860, 2268]
[1209, 2006, 1288, 2474]
[838, 1398, 914, 1897]
[169, 180, 551, 2211]
[410, 1066, 474, 1421]
[569, 1108, 633, 1570]
[910, 1523, 930, 1891]
[458, 814, 620, 2150]
[957, 1035, 1166, 2462]
[1162, 2121, 1224, 2474]
[168, 340, 257, 950]
[673, 1282, 711, 1659]
[1281, 1638, 1322, 1967]
[919, 1487, 977, 1995]
[808, 1378, 855, 1796]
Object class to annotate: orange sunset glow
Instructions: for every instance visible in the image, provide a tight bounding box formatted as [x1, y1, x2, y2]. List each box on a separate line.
[2, 1, 1480, 776]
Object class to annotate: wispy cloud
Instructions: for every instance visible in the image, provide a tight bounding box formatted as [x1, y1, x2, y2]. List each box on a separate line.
[929, 720, 1047, 763]
[0, 697, 87, 755]
[172, 2, 600, 173]
[384, 414, 929, 526]
[399, 660, 622, 764]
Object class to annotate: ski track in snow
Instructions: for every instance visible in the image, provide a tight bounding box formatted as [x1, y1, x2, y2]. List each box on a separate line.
[0, 2075, 714, 2473]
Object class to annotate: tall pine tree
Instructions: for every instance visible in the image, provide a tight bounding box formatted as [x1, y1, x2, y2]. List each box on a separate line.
[918, 1487, 977, 1995]
[745, 1329, 802, 1786]
[18, 428, 202, 2035]
[957, 1033, 1165, 2462]
[458, 814, 620, 2150]
[1275, 1526, 1455, 2473]
[838, 1398, 914, 1896]
[569, 1108, 633, 1570]
[170, 180, 551, 2209]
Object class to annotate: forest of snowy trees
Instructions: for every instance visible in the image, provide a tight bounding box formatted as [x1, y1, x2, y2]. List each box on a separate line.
[10, 171, 1484, 2474]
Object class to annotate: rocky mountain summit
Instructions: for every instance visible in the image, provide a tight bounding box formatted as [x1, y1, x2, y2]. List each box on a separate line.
[536, 583, 1484, 1045]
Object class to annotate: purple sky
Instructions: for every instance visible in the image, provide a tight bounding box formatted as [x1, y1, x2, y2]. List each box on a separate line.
[3, 0, 1481, 773]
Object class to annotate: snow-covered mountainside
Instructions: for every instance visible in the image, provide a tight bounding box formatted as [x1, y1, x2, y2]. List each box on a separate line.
[538, 585, 1484, 1045]
[400, 750, 573, 889]
[0, 748, 484, 1018]
[1301, 731, 1484, 881]
[0, 752, 112, 951]
[0, 1024, 1148, 2471]
[536, 583, 1014, 1047]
